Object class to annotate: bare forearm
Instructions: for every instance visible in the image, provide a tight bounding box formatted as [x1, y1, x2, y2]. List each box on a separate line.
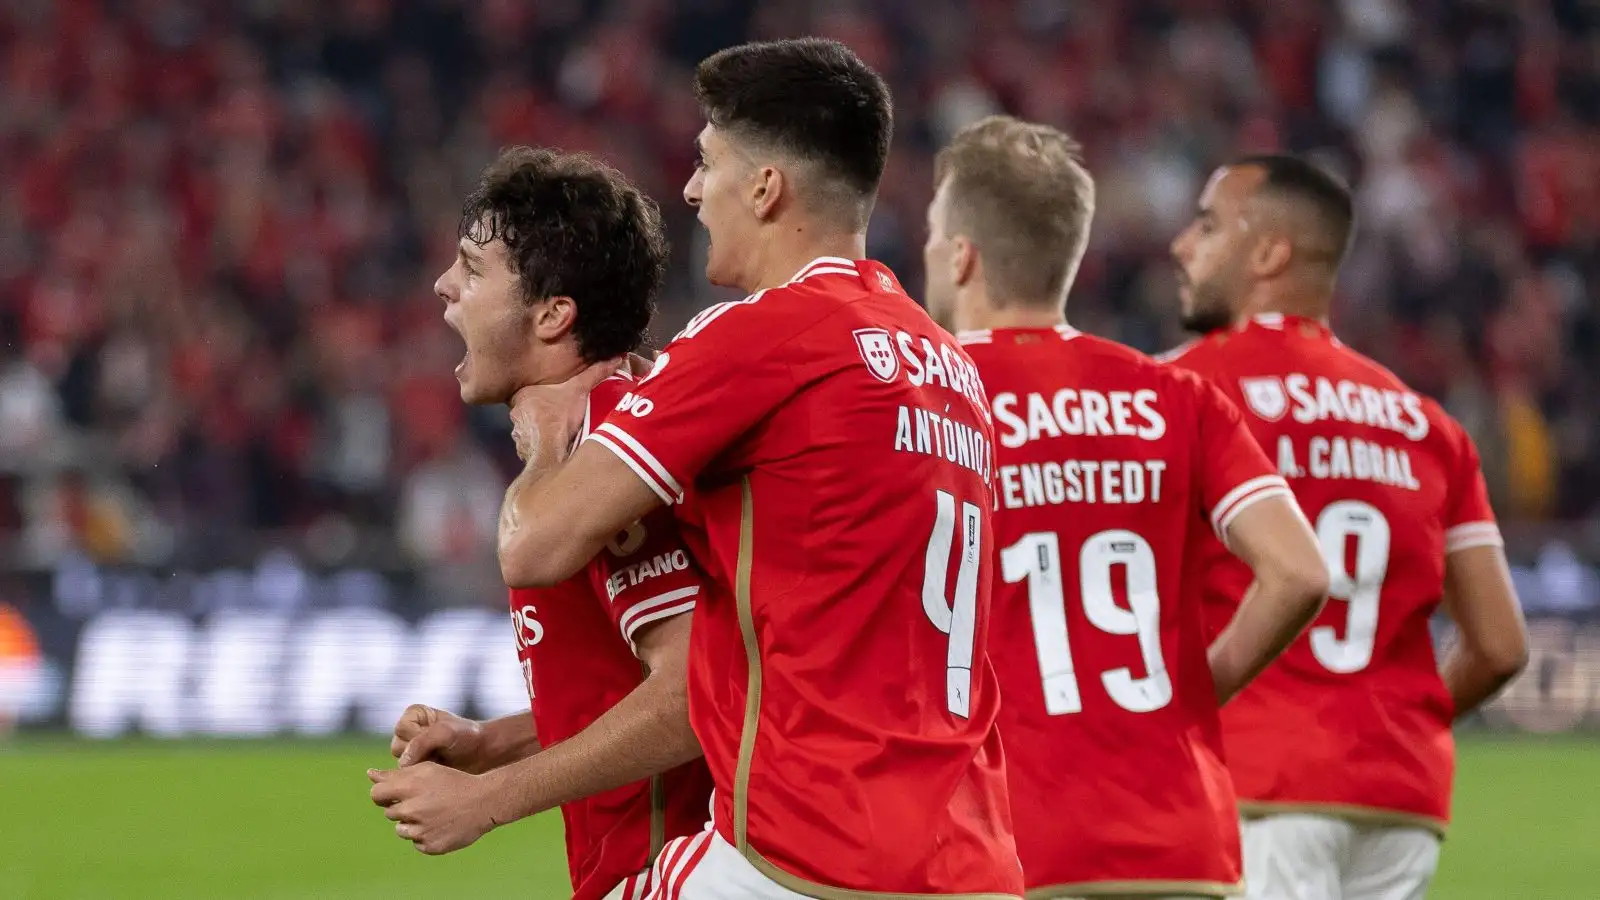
[1210, 573, 1325, 704]
[497, 432, 592, 588]
[480, 671, 700, 824]
[1438, 547, 1528, 720]
[1439, 645, 1522, 720]
[474, 712, 542, 772]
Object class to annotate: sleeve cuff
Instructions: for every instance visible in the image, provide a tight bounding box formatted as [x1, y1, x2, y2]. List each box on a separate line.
[586, 423, 685, 506]
[619, 586, 700, 652]
[1445, 521, 1503, 554]
[1211, 475, 1294, 541]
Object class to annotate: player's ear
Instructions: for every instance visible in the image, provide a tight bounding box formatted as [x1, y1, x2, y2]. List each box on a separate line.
[751, 165, 784, 221]
[950, 236, 978, 288]
[1252, 233, 1294, 280]
[534, 296, 578, 342]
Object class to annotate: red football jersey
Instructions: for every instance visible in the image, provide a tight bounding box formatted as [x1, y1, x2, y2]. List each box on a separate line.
[586, 258, 1023, 897]
[964, 326, 1287, 896]
[1166, 314, 1503, 832]
[509, 374, 715, 900]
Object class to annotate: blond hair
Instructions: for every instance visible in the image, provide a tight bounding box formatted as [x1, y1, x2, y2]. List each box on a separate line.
[933, 115, 1096, 307]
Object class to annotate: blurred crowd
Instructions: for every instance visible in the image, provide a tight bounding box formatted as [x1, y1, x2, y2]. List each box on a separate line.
[2, 0, 1599, 578]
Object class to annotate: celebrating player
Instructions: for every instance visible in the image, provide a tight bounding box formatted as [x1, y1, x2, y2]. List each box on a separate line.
[926, 115, 1328, 899]
[1166, 155, 1530, 899]
[369, 147, 713, 900]
[490, 39, 1023, 899]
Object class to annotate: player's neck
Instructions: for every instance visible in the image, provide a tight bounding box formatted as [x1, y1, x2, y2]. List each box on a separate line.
[958, 299, 1065, 334]
[521, 345, 586, 387]
[748, 231, 867, 293]
[1245, 279, 1332, 325]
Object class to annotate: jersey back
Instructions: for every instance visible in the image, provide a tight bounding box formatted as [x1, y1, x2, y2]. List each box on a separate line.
[1167, 314, 1502, 831]
[510, 375, 715, 900]
[588, 258, 1023, 897]
[967, 326, 1287, 895]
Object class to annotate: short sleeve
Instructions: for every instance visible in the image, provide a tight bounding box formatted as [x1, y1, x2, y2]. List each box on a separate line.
[1440, 421, 1502, 555]
[583, 297, 801, 505]
[587, 508, 702, 653]
[1188, 375, 1293, 542]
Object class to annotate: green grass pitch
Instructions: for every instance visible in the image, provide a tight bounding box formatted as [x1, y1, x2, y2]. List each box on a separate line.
[2, 735, 1596, 898]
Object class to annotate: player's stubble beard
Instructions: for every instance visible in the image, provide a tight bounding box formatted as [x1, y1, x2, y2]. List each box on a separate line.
[1177, 268, 1239, 336]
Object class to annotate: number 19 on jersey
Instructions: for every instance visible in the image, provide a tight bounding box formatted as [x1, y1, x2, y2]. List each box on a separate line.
[1001, 530, 1173, 716]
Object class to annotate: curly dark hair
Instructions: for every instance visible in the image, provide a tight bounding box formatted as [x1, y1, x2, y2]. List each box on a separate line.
[459, 147, 668, 362]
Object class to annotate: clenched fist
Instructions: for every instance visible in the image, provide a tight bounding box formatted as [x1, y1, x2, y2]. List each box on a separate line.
[390, 704, 489, 772]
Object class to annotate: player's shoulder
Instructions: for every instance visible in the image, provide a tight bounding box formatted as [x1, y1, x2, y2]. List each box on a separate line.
[669, 258, 869, 347]
[1155, 328, 1234, 372]
[583, 371, 640, 436]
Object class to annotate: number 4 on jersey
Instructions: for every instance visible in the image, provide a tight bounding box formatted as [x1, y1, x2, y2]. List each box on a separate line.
[923, 490, 982, 718]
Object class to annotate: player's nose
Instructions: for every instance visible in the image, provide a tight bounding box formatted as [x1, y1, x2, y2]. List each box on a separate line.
[1169, 228, 1191, 265]
[683, 172, 702, 208]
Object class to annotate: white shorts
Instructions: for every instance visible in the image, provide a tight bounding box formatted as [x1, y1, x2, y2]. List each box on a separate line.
[1241, 814, 1440, 900]
[603, 871, 653, 900]
[643, 825, 812, 900]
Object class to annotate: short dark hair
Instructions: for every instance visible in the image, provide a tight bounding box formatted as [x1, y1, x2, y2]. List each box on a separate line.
[460, 147, 667, 362]
[694, 38, 892, 217]
[1232, 154, 1355, 266]
[935, 115, 1096, 307]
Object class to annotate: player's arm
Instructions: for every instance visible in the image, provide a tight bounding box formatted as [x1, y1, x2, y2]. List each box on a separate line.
[501, 308, 799, 588]
[1434, 429, 1528, 717]
[1439, 543, 1528, 717]
[393, 707, 542, 773]
[471, 711, 543, 767]
[498, 440, 664, 588]
[476, 613, 699, 825]
[1186, 376, 1327, 704]
[1209, 494, 1329, 704]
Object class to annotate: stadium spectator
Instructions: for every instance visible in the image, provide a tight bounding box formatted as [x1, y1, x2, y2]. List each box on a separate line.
[1, 0, 1597, 577]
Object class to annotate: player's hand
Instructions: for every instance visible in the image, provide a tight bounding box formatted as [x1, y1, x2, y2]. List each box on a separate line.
[368, 763, 497, 855]
[390, 704, 485, 772]
[507, 358, 624, 462]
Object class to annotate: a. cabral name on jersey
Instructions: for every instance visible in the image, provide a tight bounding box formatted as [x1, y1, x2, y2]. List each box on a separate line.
[1239, 373, 1429, 441]
[991, 388, 1167, 449]
[604, 550, 691, 601]
[1268, 434, 1421, 491]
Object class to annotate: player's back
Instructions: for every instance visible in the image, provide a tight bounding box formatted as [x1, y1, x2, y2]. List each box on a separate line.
[965, 326, 1285, 895]
[509, 375, 714, 900]
[591, 259, 1020, 896]
[1169, 314, 1497, 830]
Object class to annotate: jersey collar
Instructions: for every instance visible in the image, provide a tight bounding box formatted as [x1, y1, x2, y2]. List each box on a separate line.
[786, 257, 859, 285]
[959, 324, 1080, 345]
[1245, 312, 1331, 337]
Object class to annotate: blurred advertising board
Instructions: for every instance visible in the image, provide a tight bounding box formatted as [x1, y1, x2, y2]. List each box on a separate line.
[2, 552, 1597, 737]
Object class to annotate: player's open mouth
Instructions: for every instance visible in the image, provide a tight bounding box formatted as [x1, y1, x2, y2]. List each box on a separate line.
[447, 323, 469, 378]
